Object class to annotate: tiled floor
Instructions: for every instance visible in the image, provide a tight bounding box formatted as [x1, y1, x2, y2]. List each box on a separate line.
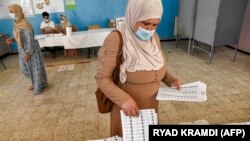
[0, 41, 250, 141]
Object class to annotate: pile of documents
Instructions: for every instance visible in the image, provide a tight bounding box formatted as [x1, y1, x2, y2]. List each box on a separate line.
[57, 64, 75, 72]
[227, 122, 250, 125]
[35, 33, 63, 40]
[156, 81, 207, 102]
[120, 109, 157, 141]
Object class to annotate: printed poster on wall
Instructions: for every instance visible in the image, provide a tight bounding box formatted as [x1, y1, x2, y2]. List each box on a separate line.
[66, 0, 76, 10]
[0, 0, 35, 19]
[32, 0, 64, 14]
[21, 0, 35, 16]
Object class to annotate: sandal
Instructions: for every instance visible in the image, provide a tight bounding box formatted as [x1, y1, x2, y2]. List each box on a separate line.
[28, 85, 33, 91]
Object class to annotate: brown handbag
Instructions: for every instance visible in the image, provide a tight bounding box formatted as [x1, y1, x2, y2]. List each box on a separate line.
[95, 30, 123, 114]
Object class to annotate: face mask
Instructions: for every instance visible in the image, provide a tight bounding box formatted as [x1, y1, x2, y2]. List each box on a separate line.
[44, 19, 49, 23]
[9, 13, 16, 19]
[60, 20, 64, 24]
[135, 27, 155, 41]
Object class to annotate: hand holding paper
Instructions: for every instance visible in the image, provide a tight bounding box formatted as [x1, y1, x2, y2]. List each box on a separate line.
[157, 81, 207, 102]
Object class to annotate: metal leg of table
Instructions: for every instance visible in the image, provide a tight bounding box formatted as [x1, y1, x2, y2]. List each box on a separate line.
[208, 45, 214, 64]
[191, 39, 214, 64]
[191, 39, 196, 55]
[175, 35, 178, 48]
[1, 59, 6, 70]
[188, 38, 192, 55]
[233, 44, 238, 62]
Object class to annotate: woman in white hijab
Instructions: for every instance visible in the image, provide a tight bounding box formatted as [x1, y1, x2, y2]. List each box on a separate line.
[96, 0, 181, 136]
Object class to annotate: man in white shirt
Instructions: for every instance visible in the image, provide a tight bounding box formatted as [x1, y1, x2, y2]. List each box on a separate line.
[40, 12, 57, 58]
[40, 12, 56, 34]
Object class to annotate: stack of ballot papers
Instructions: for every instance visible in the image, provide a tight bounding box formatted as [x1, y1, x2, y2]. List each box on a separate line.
[87, 135, 122, 141]
[227, 122, 250, 125]
[121, 109, 157, 141]
[35, 34, 49, 40]
[156, 81, 207, 102]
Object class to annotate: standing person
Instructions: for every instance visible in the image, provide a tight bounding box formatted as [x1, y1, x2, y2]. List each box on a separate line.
[40, 11, 57, 58]
[95, 0, 181, 137]
[7, 4, 48, 95]
[59, 15, 80, 57]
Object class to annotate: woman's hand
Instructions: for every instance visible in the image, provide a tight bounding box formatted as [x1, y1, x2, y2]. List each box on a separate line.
[6, 38, 13, 46]
[122, 99, 139, 117]
[171, 79, 181, 90]
[24, 54, 31, 61]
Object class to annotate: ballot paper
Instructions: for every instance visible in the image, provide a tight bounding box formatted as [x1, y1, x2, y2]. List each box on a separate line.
[156, 81, 207, 102]
[227, 122, 250, 125]
[57, 64, 75, 72]
[121, 109, 157, 141]
[35, 33, 63, 39]
[35, 34, 49, 39]
[87, 135, 122, 141]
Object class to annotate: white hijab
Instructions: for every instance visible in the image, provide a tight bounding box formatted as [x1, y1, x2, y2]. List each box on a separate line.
[118, 0, 164, 83]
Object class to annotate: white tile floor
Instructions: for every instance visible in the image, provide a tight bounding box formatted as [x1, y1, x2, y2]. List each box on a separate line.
[0, 41, 250, 141]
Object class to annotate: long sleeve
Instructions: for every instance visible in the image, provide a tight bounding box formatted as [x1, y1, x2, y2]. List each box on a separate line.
[20, 29, 34, 55]
[161, 62, 178, 86]
[95, 31, 132, 108]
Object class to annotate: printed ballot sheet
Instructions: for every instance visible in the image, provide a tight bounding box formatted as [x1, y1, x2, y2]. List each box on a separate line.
[156, 81, 207, 102]
[121, 109, 157, 141]
[87, 135, 122, 141]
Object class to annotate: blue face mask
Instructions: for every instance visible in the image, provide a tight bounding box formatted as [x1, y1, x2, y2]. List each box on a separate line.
[135, 27, 155, 41]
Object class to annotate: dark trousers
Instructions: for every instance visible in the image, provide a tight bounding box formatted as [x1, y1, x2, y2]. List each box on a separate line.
[45, 47, 57, 58]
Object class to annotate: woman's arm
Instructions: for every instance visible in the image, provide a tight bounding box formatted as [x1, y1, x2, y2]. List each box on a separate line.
[95, 31, 132, 108]
[21, 29, 35, 56]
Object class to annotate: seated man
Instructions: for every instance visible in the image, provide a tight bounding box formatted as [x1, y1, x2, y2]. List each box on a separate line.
[40, 11, 57, 58]
[40, 12, 56, 34]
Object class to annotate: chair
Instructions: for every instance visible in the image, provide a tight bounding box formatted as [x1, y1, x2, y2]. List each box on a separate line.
[88, 25, 101, 30]
[72, 26, 77, 32]
[0, 34, 10, 69]
[0, 60, 6, 69]
[87, 25, 101, 57]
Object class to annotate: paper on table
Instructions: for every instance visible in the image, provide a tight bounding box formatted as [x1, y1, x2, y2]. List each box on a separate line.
[35, 34, 49, 39]
[156, 81, 207, 102]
